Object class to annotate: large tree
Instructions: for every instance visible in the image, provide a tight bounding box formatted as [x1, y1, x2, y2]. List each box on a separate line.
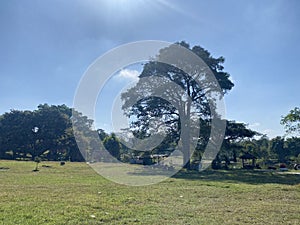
[0, 110, 34, 159]
[122, 42, 234, 169]
[0, 104, 97, 161]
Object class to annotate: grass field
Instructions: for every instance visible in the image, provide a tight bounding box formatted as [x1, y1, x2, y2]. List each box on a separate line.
[0, 160, 299, 225]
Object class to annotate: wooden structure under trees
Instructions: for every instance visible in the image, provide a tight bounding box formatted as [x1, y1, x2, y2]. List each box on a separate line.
[240, 152, 257, 169]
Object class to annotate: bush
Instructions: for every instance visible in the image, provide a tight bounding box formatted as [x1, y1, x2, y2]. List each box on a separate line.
[211, 159, 222, 170]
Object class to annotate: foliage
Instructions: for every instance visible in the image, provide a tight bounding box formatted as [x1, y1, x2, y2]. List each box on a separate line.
[285, 137, 300, 159]
[269, 136, 286, 162]
[211, 121, 258, 169]
[103, 133, 122, 160]
[1, 103, 299, 167]
[239, 136, 300, 164]
[214, 125, 300, 168]
[122, 41, 234, 169]
[222, 121, 257, 159]
[281, 107, 300, 136]
[0, 104, 102, 162]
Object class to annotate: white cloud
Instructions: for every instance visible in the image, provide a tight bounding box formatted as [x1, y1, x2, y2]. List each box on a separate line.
[249, 122, 260, 129]
[262, 129, 275, 137]
[114, 69, 139, 82]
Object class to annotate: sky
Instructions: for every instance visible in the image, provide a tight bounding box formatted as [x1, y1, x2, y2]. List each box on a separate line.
[0, 0, 299, 138]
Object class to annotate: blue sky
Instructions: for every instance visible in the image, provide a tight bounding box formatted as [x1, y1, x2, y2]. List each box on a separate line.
[1, 0, 299, 138]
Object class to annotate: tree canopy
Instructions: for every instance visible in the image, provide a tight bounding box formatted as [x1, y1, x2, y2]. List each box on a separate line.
[281, 107, 300, 136]
[0, 104, 95, 161]
[122, 41, 234, 169]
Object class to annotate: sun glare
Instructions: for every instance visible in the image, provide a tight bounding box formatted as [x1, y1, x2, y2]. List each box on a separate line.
[108, 0, 141, 7]
[85, 0, 186, 18]
[100, 0, 144, 14]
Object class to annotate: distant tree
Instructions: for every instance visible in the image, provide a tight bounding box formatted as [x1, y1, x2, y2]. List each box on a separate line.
[97, 129, 109, 141]
[213, 121, 257, 169]
[66, 109, 93, 161]
[0, 104, 97, 162]
[252, 136, 271, 160]
[32, 104, 72, 160]
[284, 137, 300, 159]
[103, 133, 122, 160]
[270, 136, 288, 162]
[281, 107, 300, 136]
[122, 41, 234, 169]
[0, 110, 34, 160]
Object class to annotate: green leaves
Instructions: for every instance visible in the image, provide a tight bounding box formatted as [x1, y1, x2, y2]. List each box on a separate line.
[0, 104, 95, 162]
[121, 42, 234, 168]
[281, 107, 300, 136]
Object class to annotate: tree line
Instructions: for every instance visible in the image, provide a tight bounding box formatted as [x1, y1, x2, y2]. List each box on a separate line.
[1, 41, 299, 169]
[0, 104, 136, 162]
[0, 103, 299, 167]
[0, 104, 84, 161]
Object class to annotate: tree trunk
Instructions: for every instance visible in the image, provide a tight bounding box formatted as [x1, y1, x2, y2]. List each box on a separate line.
[233, 149, 237, 162]
[182, 98, 191, 170]
[12, 149, 17, 160]
[182, 136, 191, 169]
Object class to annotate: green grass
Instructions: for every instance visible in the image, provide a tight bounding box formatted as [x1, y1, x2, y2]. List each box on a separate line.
[0, 160, 299, 224]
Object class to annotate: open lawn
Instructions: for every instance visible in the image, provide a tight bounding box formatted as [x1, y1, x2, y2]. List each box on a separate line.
[0, 160, 299, 224]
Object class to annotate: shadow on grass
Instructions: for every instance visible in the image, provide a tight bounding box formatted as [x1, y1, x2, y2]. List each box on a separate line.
[126, 166, 300, 185]
[0, 167, 9, 171]
[172, 169, 300, 185]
